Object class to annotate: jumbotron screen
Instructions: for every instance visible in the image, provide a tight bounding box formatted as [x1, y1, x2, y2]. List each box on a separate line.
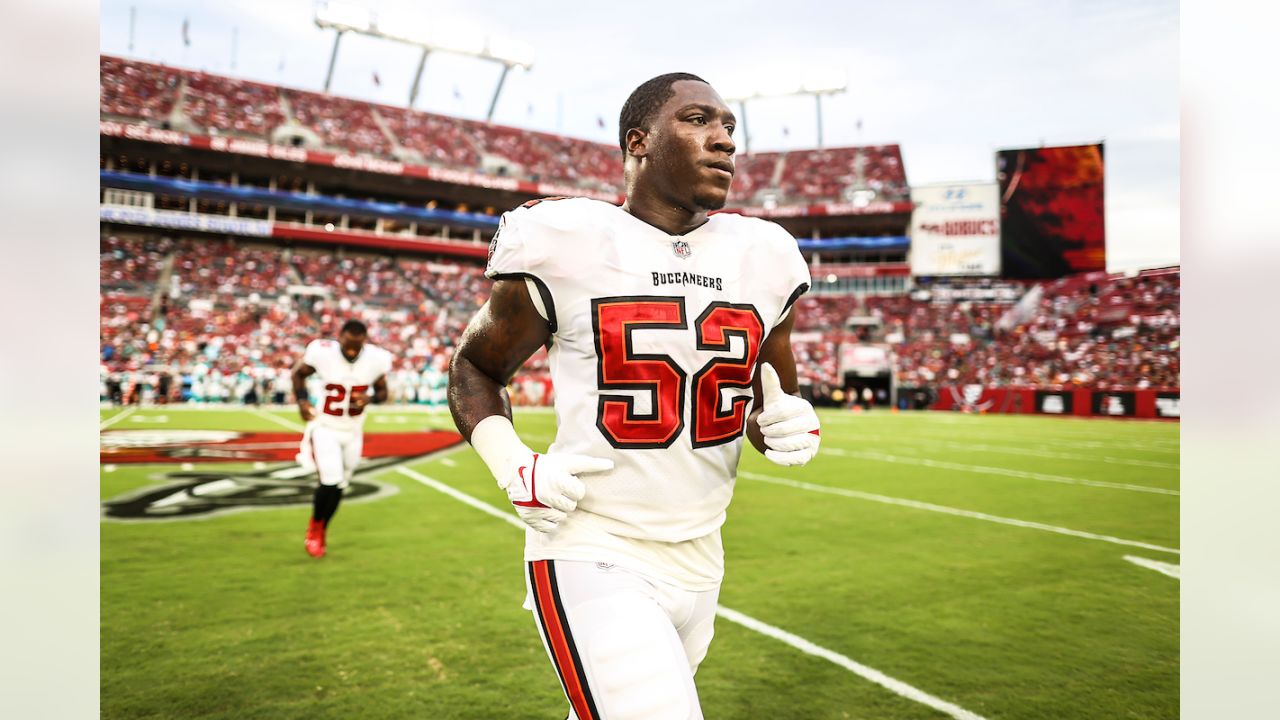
[996, 143, 1106, 278]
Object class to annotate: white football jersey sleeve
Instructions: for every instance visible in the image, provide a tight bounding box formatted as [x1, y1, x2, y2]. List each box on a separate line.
[302, 339, 393, 431]
[487, 198, 810, 589]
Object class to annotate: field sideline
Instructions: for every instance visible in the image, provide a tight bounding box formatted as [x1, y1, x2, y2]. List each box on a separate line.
[101, 406, 1178, 719]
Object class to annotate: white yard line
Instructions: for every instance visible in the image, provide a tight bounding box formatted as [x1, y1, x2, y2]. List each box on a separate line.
[715, 606, 987, 720]
[249, 408, 306, 432]
[99, 407, 136, 429]
[396, 466, 987, 720]
[823, 448, 1177, 496]
[1123, 555, 1181, 580]
[739, 471, 1179, 555]
[398, 467, 527, 530]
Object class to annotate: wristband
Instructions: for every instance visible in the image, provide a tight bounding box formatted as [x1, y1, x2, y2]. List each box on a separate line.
[469, 415, 531, 489]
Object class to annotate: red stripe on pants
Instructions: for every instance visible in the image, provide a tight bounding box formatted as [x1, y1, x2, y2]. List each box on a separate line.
[531, 561, 594, 720]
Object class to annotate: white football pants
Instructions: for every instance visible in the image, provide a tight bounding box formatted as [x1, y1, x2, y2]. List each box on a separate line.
[524, 559, 719, 720]
[297, 423, 362, 488]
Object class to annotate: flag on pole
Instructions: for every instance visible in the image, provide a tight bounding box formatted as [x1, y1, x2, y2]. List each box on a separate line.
[182, 18, 191, 47]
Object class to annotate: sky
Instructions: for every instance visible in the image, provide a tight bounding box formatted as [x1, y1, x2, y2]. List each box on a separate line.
[99, 0, 1179, 271]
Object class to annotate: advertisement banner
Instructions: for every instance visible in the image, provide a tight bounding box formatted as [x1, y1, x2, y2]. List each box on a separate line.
[997, 144, 1106, 279]
[1155, 392, 1181, 418]
[1091, 391, 1137, 417]
[99, 205, 273, 237]
[1035, 390, 1074, 415]
[909, 183, 1001, 276]
[932, 386, 1178, 420]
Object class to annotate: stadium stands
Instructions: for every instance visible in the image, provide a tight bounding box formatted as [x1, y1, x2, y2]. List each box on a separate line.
[181, 72, 286, 138]
[775, 145, 909, 202]
[101, 235, 171, 293]
[99, 234, 520, 406]
[283, 89, 394, 157]
[795, 269, 1180, 394]
[99, 56, 904, 204]
[171, 239, 290, 299]
[101, 227, 1180, 408]
[100, 56, 181, 122]
[377, 106, 480, 167]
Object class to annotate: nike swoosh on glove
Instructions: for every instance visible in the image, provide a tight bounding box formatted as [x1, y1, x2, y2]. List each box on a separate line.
[502, 451, 614, 533]
[756, 362, 821, 467]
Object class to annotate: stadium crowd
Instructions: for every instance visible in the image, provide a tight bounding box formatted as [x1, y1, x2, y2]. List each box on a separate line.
[792, 270, 1180, 404]
[99, 234, 551, 407]
[101, 232, 1179, 409]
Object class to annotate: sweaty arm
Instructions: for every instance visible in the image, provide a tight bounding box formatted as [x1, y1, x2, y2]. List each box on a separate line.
[746, 307, 821, 465]
[292, 361, 317, 422]
[447, 279, 551, 440]
[448, 279, 612, 532]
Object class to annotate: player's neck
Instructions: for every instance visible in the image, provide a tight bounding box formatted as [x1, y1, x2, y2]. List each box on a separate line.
[621, 189, 708, 237]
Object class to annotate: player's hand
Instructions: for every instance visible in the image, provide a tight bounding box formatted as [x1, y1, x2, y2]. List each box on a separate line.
[757, 362, 820, 466]
[349, 388, 370, 412]
[500, 450, 614, 533]
[299, 401, 316, 422]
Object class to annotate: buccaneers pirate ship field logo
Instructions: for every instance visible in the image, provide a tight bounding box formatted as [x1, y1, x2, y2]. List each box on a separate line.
[101, 429, 462, 522]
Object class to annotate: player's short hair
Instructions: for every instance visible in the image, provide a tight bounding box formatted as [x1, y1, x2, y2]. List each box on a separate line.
[618, 72, 708, 155]
[339, 319, 368, 336]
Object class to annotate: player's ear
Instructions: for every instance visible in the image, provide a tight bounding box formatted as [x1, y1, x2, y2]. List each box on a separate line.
[625, 127, 649, 159]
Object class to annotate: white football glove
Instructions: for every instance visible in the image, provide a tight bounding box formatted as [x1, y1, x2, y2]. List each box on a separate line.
[470, 415, 613, 533]
[757, 362, 821, 466]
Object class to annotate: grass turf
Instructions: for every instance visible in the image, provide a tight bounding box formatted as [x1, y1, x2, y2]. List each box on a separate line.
[101, 406, 1177, 719]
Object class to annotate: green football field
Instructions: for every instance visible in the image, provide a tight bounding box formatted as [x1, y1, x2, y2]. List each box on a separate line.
[100, 405, 1178, 719]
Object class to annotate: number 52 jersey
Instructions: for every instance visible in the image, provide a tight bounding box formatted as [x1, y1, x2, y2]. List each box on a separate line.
[486, 198, 811, 553]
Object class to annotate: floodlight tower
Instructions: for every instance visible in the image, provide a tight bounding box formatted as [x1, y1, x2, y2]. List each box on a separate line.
[314, 2, 535, 118]
[723, 71, 848, 154]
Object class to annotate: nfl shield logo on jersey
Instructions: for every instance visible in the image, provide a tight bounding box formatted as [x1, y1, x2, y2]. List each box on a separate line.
[671, 240, 692, 259]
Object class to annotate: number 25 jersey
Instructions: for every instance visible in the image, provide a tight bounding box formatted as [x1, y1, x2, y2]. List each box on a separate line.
[486, 198, 810, 547]
[303, 339, 392, 431]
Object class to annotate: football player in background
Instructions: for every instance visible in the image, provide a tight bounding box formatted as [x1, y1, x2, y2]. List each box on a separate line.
[448, 73, 821, 719]
[293, 319, 391, 558]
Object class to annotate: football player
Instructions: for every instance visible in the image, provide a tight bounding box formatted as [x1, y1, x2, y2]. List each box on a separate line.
[448, 74, 820, 719]
[292, 319, 391, 558]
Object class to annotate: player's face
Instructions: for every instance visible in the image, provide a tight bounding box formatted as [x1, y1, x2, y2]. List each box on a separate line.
[645, 80, 737, 211]
[338, 331, 366, 360]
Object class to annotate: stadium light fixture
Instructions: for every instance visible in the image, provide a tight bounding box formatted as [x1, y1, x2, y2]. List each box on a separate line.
[721, 69, 848, 152]
[313, 2, 534, 118]
[487, 35, 536, 70]
[315, 2, 372, 33]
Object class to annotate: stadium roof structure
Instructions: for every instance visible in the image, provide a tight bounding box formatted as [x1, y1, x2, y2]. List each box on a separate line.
[314, 1, 534, 120]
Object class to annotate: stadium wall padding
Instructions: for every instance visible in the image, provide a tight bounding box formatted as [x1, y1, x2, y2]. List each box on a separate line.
[929, 386, 1179, 420]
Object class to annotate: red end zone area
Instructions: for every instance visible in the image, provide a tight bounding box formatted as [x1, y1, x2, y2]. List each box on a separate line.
[101, 429, 463, 464]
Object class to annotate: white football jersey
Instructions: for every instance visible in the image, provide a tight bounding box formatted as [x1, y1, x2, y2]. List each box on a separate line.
[302, 339, 393, 431]
[487, 197, 810, 589]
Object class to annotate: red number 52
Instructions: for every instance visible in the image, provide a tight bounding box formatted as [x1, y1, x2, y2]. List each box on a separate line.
[591, 297, 764, 449]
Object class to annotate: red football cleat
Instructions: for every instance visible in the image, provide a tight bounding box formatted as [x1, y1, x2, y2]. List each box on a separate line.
[304, 518, 326, 558]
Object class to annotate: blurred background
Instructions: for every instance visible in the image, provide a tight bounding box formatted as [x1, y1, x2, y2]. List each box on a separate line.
[89, 2, 1190, 719]
[98, 0, 1179, 418]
